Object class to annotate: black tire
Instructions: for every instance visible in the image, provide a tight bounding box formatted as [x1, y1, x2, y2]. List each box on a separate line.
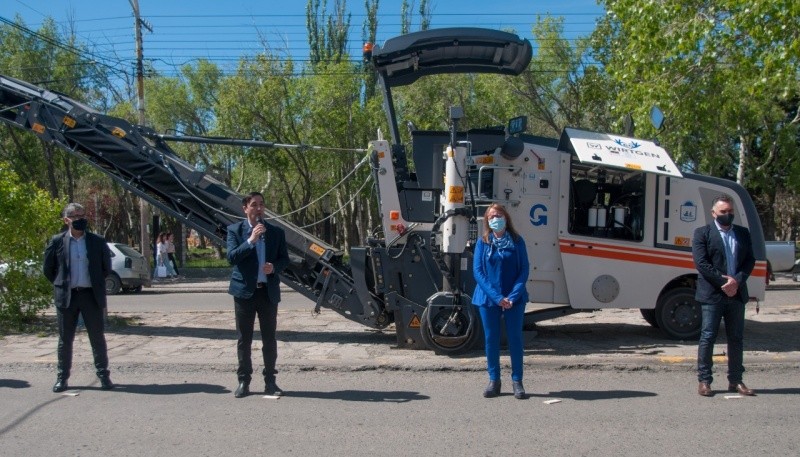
[123, 285, 143, 293]
[105, 274, 122, 295]
[655, 287, 701, 340]
[420, 303, 482, 355]
[640, 308, 659, 328]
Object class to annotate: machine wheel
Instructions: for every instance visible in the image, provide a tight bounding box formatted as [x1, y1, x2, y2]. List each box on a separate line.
[655, 287, 701, 340]
[105, 274, 122, 295]
[420, 294, 481, 355]
[639, 308, 659, 328]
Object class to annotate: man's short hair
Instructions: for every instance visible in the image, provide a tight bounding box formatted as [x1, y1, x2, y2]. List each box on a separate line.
[63, 202, 85, 218]
[711, 195, 733, 207]
[241, 192, 264, 207]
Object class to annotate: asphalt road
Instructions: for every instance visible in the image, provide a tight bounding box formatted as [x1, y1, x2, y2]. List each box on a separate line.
[1, 366, 798, 456]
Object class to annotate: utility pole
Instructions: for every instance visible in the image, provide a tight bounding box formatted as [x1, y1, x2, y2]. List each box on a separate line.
[130, 0, 154, 262]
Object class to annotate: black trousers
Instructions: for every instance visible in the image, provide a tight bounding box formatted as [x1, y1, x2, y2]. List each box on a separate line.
[234, 286, 278, 383]
[56, 288, 109, 380]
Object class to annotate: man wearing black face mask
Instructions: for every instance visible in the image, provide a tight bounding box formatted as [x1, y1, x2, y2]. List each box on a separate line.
[43, 202, 113, 393]
[692, 195, 756, 397]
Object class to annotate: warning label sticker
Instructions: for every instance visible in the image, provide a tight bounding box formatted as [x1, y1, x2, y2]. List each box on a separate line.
[448, 185, 464, 203]
[408, 315, 421, 328]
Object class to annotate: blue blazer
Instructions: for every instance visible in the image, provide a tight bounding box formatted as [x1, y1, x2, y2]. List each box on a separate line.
[692, 223, 755, 304]
[43, 230, 111, 309]
[472, 234, 530, 307]
[226, 219, 290, 303]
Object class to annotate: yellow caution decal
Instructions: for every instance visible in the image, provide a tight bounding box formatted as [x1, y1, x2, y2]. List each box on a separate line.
[408, 314, 421, 328]
[448, 185, 464, 203]
[63, 116, 76, 128]
[308, 243, 325, 256]
[674, 236, 691, 247]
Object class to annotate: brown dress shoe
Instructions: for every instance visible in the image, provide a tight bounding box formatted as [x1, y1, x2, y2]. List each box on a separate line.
[728, 383, 755, 396]
[698, 382, 713, 397]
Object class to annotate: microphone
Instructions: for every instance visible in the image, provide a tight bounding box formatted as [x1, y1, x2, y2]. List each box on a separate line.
[258, 219, 266, 240]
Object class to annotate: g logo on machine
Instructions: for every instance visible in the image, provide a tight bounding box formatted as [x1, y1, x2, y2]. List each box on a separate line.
[680, 201, 697, 222]
[530, 204, 548, 226]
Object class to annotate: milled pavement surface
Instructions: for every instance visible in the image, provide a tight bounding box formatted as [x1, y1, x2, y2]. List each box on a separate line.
[2, 272, 799, 375]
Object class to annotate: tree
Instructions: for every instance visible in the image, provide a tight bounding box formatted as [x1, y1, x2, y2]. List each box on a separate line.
[0, 161, 63, 330]
[593, 0, 800, 239]
[306, 0, 351, 65]
[514, 16, 615, 137]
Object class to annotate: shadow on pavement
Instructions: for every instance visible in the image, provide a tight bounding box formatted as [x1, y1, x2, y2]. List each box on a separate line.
[530, 320, 800, 356]
[111, 383, 229, 395]
[109, 318, 800, 358]
[745, 387, 800, 395]
[112, 326, 237, 340]
[0, 379, 31, 389]
[530, 389, 658, 401]
[285, 389, 429, 403]
[110, 326, 397, 345]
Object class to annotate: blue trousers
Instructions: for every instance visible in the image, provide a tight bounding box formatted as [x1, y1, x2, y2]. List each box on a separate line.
[697, 299, 745, 384]
[477, 303, 526, 382]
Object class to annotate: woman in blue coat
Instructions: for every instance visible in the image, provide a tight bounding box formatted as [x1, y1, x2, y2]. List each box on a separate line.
[472, 203, 530, 399]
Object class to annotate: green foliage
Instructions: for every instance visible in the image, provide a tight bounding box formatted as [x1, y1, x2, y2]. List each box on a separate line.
[306, 0, 351, 65]
[0, 162, 64, 330]
[513, 16, 615, 137]
[594, 0, 800, 237]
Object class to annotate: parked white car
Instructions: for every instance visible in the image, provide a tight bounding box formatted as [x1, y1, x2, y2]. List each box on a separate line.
[106, 242, 151, 295]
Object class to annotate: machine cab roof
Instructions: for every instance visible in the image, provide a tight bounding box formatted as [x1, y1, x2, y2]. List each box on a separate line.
[371, 27, 532, 87]
[370, 28, 532, 146]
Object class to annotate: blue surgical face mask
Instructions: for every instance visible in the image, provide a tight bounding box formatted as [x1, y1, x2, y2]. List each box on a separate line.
[488, 217, 506, 232]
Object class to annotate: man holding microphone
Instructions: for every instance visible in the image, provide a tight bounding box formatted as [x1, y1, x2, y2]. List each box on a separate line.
[227, 192, 290, 398]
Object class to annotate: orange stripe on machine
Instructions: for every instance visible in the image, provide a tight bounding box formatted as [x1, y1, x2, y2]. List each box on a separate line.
[558, 239, 768, 278]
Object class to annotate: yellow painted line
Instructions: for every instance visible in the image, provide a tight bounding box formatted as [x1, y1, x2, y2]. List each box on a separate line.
[659, 356, 690, 363]
[659, 355, 728, 364]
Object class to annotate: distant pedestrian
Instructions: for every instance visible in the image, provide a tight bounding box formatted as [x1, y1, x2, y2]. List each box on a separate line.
[693, 195, 756, 397]
[155, 232, 177, 278]
[166, 232, 180, 276]
[43, 202, 114, 393]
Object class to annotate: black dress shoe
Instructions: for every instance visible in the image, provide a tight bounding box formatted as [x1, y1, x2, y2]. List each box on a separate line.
[99, 376, 114, 390]
[53, 379, 68, 393]
[728, 382, 755, 396]
[234, 381, 250, 398]
[265, 381, 284, 397]
[512, 381, 526, 399]
[483, 380, 501, 398]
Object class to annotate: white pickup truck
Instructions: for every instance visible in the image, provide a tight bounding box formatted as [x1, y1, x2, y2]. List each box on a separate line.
[765, 241, 798, 281]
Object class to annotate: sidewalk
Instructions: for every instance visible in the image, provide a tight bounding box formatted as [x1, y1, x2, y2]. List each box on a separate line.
[1, 274, 798, 373]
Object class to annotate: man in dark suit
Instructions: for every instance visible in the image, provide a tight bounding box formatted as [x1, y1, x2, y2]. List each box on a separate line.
[692, 194, 756, 397]
[43, 202, 114, 393]
[227, 192, 290, 398]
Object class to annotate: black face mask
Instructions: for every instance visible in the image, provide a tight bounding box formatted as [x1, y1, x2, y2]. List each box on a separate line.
[715, 213, 734, 227]
[70, 218, 88, 231]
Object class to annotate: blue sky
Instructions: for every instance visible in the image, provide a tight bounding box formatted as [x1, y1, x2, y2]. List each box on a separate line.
[1, 0, 604, 77]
